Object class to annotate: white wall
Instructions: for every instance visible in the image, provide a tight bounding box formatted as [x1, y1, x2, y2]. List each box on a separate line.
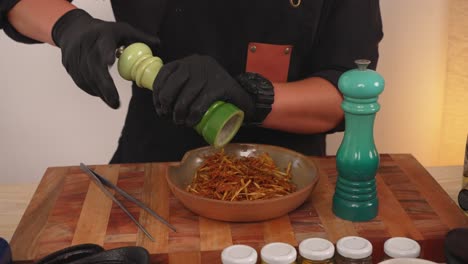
[0, 1, 128, 183]
[327, 0, 449, 167]
[0, 0, 451, 183]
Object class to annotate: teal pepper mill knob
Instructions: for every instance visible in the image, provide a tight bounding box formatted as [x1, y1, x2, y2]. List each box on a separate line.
[115, 43, 244, 148]
[332, 59, 385, 221]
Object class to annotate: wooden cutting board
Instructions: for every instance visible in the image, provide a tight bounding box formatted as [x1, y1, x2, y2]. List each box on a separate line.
[10, 154, 468, 263]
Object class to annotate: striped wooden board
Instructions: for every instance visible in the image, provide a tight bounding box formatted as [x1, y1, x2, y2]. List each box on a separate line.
[10, 154, 468, 264]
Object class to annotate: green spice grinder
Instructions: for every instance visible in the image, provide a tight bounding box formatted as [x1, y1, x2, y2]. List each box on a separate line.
[332, 59, 385, 221]
[116, 43, 244, 148]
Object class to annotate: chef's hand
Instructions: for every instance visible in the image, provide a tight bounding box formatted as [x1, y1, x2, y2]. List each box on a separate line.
[52, 9, 159, 109]
[152, 55, 274, 127]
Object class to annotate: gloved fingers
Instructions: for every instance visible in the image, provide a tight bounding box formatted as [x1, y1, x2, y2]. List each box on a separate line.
[172, 61, 208, 125]
[158, 64, 191, 118]
[117, 22, 161, 50]
[68, 67, 98, 97]
[185, 92, 214, 127]
[97, 36, 118, 66]
[226, 84, 254, 113]
[76, 35, 105, 98]
[172, 76, 206, 125]
[153, 62, 187, 116]
[87, 47, 120, 109]
[92, 66, 120, 109]
[99, 23, 160, 67]
[59, 41, 97, 97]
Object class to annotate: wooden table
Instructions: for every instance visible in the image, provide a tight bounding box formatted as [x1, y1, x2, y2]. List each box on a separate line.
[9, 154, 468, 263]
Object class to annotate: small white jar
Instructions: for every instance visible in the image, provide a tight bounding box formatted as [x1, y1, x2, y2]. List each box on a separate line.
[299, 238, 335, 262]
[336, 236, 373, 263]
[261, 242, 297, 264]
[222, 244, 258, 264]
[384, 237, 420, 259]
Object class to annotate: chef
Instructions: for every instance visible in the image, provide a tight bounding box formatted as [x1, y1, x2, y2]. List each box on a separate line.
[0, 0, 383, 163]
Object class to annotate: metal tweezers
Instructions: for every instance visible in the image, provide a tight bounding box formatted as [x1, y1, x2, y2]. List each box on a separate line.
[79, 163, 177, 242]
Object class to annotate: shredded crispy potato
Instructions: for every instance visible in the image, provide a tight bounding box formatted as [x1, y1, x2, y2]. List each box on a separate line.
[186, 149, 296, 201]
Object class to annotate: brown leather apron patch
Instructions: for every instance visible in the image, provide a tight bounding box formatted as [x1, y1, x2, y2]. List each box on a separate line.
[245, 42, 292, 83]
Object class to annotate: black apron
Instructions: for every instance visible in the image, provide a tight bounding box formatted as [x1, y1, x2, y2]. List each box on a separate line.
[109, 0, 331, 163]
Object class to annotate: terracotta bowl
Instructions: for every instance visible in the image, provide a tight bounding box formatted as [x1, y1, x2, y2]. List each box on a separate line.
[166, 143, 319, 222]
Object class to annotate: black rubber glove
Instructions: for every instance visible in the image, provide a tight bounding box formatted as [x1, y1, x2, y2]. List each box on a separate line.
[152, 55, 274, 127]
[52, 9, 159, 109]
[35, 244, 104, 264]
[34, 244, 150, 264]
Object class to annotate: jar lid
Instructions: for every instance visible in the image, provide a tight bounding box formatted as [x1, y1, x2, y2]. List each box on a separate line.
[261, 242, 297, 264]
[384, 237, 421, 258]
[337, 236, 373, 259]
[299, 238, 335, 261]
[222, 245, 258, 264]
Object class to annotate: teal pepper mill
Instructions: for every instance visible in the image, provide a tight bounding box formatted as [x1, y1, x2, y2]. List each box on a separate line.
[115, 43, 244, 148]
[332, 59, 385, 221]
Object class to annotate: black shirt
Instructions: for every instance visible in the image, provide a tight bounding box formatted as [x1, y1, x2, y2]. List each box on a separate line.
[1, 0, 383, 163]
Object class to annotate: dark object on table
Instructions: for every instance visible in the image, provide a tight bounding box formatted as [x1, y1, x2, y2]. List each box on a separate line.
[459, 185, 468, 211]
[463, 134, 467, 177]
[0, 238, 11, 264]
[459, 135, 468, 210]
[35, 244, 103, 264]
[35, 244, 150, 264]
[445, 228, 468, 264]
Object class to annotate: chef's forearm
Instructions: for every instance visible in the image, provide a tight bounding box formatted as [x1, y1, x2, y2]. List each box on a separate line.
[262, 77, 344, 134]
[7, 0, 76, 45]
